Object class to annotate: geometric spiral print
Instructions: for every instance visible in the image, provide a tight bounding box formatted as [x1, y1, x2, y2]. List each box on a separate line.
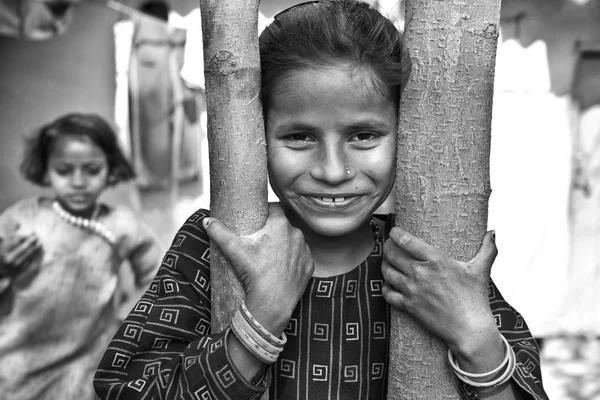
[94, 210, 549, 400]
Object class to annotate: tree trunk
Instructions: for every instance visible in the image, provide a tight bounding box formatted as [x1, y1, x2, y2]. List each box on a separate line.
[199, 0, 267, 332]
[387, 1, 501, 399]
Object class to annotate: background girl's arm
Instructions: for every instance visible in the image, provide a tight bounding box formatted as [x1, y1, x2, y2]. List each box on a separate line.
[118, 208, 164, 289]
[93, 209, 270, 400]
[0, 199, 41, 295]
[111, 208, 164, 320]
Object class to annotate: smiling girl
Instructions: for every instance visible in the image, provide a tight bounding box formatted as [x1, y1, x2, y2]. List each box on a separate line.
[0, 113, 162, 400]
[94, 2, 548, 399]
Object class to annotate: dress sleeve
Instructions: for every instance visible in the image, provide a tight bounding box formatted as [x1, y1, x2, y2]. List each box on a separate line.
[93, 209, 269, 399]
[458, 279, 549, 400]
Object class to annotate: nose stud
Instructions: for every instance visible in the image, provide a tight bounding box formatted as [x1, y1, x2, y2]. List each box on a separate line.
[345, 166, 352, 175]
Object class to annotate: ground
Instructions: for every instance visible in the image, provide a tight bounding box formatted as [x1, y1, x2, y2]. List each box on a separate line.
[541, 336, 600, 399]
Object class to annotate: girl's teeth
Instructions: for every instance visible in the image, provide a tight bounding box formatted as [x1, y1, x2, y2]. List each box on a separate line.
[319, 197, 346, 202]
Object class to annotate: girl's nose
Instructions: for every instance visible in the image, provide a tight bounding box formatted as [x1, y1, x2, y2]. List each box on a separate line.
[70, 171, 87, 188]
[310, 145, 352, 184]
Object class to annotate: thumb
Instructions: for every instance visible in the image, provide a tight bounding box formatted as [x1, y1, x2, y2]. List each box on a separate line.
[469, 230, 498, 275]
[202, 217, 243, 260]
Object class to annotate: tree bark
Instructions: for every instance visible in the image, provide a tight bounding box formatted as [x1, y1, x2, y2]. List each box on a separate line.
[387, 1, 501, 399]
[199, 0, 267, 332]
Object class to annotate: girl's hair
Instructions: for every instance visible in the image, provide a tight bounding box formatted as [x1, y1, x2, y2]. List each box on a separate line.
[259, 0, 411, 114]
[139, 0, 170, 21]
[20, 113, 135, 187]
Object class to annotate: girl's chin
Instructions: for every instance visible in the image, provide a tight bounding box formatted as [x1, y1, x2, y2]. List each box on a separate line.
[293, 214, 370, 238]
[57, 200, 96, 217]
[281, 201, 377, 238]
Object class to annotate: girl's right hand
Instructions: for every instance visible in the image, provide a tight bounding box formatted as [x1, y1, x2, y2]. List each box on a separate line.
[203, 203, 315, 335]
[0, 233, 42, 277]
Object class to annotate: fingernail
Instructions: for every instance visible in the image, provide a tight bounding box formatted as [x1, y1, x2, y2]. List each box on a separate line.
[491, 230, 496, 241]
[202, 218, 211, 229]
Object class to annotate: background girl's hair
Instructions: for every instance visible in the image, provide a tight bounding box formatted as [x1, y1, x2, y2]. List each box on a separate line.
[259, 0, 411, 114]
[20, 113, 135, 187]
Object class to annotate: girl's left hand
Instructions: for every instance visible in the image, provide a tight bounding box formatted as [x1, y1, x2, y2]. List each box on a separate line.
[0, 232, 42, 277]
[381, 228, 498, 356]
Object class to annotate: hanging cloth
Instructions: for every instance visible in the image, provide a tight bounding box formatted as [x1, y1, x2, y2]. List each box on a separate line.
[0, 0, 81, 40]
[122, 13, 202, 190]
[572, 49, 600, 112]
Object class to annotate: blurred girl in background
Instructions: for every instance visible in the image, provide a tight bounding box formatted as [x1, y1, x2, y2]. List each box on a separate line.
[0, 113, 162, 400]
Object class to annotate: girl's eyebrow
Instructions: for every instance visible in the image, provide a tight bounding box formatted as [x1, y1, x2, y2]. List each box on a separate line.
[273, 121, 317, 133]
[346, 120, 391, 130]
[275, 119, 391, 133]
[49, 159, 106, 166]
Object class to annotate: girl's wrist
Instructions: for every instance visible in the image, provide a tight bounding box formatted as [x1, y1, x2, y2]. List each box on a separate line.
[449, 327, 505, 375]
[448, 333, 517, 390]
[244, 292, 296, 337]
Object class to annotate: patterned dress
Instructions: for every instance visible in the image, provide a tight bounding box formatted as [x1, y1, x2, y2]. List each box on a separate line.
[94, 209, 549, 400]
[0, 197, 162, 400]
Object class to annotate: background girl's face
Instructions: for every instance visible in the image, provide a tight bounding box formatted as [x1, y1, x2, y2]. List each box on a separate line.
[266, 65, 397, 238]
[46, 135, 109, 214]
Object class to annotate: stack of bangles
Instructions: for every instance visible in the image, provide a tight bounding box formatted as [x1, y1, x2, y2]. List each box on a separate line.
[230, 302, 287, 364]
[447, 334, 517, 389]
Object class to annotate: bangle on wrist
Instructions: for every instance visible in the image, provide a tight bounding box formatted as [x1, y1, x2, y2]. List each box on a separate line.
[448, 334, 517, 389]
[230, 301, 287, 365]
[240, 301, 286, 347]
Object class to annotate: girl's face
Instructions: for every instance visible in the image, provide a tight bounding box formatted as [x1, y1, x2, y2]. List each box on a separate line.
[266, 65, 397, 238]
[46, 135, 109, 215]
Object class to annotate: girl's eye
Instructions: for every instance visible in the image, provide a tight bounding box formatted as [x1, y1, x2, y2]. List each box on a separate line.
[287, 133, 313, 142]
[350, 132, 378, 142]
[53, 166, 72, 176]
[283, 133, 315, 148]
[84, 166, 103, 175]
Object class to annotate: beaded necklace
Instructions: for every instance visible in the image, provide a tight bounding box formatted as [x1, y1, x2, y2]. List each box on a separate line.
[52, 200, 116, 246]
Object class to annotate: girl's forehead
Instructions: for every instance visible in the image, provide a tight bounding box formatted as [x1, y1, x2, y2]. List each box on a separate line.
[274, 64, 393, 103]
[272, 66, 394, 109]
[48, 134, 105, 160]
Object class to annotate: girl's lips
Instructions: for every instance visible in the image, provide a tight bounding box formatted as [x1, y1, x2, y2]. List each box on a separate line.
[66, 194, 91, 204]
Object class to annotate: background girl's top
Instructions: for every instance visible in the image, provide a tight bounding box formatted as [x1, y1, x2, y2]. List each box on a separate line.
[93, 209, 548, 400]
[0, 196, 162, 400]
